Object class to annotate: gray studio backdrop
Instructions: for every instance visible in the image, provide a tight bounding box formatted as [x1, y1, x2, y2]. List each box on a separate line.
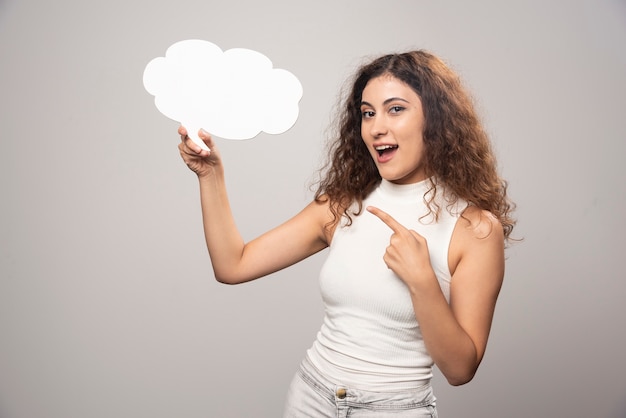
[1, 0, 625, 417]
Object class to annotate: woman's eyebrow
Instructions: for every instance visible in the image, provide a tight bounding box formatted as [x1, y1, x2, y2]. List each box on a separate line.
[360, 97, 410, 107]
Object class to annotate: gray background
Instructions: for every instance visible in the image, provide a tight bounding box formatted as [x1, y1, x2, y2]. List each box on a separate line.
[1, 0, 625, 417]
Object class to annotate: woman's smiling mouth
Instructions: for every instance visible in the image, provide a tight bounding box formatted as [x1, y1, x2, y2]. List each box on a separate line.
[374, 144, 399, 163]
[375, 144, 398, 156]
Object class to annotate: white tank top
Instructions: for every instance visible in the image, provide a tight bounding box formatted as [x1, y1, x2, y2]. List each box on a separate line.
[306, 178, 466, 391]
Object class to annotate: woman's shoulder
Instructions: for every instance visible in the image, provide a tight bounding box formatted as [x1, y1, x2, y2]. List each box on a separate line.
[459, 205, 503, 240]
[307, 194, 341, 245]
[448, 205, 505, 276]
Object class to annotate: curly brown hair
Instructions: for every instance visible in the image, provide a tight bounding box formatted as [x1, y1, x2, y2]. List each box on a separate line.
[314, 50, 516, 239]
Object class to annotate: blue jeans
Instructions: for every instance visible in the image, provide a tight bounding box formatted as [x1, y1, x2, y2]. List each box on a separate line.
[283, 357, 438, 417]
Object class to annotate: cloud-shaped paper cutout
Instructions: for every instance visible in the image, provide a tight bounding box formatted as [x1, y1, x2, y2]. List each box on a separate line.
[143, 39, 303, 149]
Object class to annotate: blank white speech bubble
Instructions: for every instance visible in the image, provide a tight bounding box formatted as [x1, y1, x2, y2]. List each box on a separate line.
[143, 39, 303, 150]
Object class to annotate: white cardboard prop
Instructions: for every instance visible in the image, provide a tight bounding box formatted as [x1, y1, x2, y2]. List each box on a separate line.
[143, 39, 303, 150]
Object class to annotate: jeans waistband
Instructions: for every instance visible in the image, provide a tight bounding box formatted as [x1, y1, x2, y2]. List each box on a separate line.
[299, 356, 437, 409]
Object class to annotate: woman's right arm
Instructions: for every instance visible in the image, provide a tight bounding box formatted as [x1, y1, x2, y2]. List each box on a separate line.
[178, 127, 331, 284]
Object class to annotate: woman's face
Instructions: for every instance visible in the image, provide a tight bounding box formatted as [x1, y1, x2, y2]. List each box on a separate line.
[360, 75, 427, 184]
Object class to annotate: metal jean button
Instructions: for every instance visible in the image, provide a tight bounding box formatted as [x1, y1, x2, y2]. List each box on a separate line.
[336, 388, 347, 399]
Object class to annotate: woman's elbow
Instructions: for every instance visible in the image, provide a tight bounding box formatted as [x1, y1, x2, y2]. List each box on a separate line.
[215, 276, 239, 285]
[442, 362, 479, 386]
[446, 371, 476, 386]
[213, 268, 256, 285]
[213, 270, 245, 285]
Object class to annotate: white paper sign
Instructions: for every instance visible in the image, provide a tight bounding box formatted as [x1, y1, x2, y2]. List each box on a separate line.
[143, 39, 303, 150]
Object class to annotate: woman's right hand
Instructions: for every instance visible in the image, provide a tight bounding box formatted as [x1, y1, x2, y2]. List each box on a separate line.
[178, 126, 222, 178]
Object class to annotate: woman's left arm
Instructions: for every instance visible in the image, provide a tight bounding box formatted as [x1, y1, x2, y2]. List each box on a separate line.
[367, 205, 505, 386]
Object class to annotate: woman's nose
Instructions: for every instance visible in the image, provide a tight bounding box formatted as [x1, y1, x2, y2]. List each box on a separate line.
[370, 115, 388, 138]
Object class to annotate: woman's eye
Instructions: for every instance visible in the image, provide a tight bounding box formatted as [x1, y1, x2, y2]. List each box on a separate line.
[361, 110, 375, 118]
[390, 106, 405, 113]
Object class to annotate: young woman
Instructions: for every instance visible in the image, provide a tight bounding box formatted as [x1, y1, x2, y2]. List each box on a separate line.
[178, 50, 515, 417]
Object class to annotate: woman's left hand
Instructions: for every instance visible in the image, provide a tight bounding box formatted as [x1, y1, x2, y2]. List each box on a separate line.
[366, 206, 435, 289]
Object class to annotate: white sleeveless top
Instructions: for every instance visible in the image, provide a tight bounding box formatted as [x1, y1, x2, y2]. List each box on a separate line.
[306, 178, 467, 391]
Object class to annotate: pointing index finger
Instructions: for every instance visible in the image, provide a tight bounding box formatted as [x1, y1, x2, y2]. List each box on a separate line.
[366, 206, 405, 233]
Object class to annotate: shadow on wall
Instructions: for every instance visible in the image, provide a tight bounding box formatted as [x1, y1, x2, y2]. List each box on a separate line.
[0, 0, 13, 22]
[612, 399, 626, 418]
